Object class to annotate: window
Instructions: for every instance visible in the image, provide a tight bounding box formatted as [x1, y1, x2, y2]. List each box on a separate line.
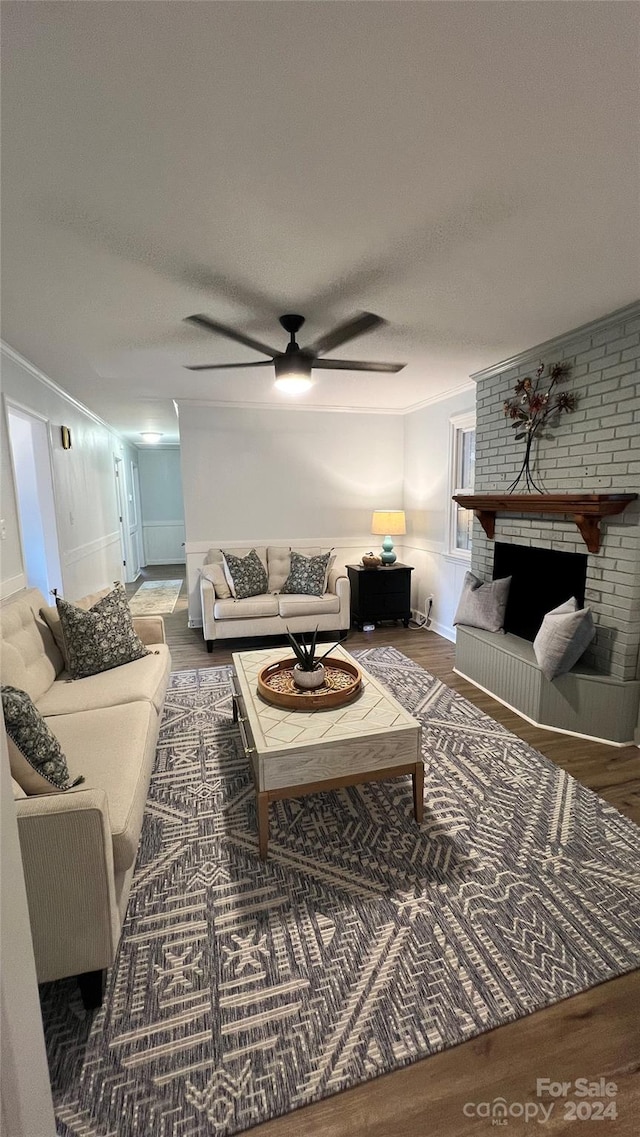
[447, 412, 476, 558]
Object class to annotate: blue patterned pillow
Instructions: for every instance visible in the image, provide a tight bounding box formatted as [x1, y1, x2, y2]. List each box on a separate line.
[281, 551, 331, 597]
[2, 685, 84, 794]
[222, 550, 268, 599]
[56, 582, 149, 679]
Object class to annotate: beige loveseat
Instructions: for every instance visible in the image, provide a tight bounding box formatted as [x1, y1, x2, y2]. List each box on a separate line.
[200, 546, 351, 651]
[0, 588, 171, 1006]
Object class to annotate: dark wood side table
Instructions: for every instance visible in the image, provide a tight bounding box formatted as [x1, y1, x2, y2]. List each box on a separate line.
[347, 564, 414, 630]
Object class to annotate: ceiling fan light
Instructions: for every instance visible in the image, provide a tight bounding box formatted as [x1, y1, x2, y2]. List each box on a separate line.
[274, 375, 314, 395]
[274, 354, 313, 395]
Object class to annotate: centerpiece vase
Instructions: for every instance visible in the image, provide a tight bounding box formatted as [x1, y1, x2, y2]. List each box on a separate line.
[293, 663, 326, 690]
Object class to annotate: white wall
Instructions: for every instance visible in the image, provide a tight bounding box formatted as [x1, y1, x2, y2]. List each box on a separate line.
[178, 402, 404, 624]
[137, 447, 185, 566]
[403, 386, 476, 640]
[0, 403, 26, 597]
[1, 345, 132, 600]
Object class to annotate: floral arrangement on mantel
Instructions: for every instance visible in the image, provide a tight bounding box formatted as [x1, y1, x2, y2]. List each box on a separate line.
[503, 360, 576, 492]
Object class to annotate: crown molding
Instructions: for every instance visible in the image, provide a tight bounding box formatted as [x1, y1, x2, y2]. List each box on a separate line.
[470, 300, 640, 382]
[174, 379, 477, 419]
[401, 379, 476, 414]
[0, 340, 135, 447]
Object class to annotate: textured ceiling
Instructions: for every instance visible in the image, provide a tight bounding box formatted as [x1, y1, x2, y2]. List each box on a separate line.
[1, 1, 639, 445]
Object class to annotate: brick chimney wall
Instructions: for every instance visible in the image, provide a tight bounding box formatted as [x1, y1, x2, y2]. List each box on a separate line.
[470, 302, 640, 681]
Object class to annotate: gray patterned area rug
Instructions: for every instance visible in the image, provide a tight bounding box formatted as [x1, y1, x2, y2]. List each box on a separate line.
[44, 647, 640, 1136]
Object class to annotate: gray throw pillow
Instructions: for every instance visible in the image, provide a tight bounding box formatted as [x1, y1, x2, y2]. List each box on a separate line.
[281, 551, 332, 597]
[56, 582, 150, 679]
[453, 571, 511, 633]
[2, 685, 84, 794]
[533, 597, 595, 680]
[221, 549, 268, 600]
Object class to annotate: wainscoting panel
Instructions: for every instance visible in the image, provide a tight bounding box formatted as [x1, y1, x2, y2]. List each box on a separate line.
[143, 521, 186, 566]
[0, 572, 27, 601]
[61, 532, 122, 599]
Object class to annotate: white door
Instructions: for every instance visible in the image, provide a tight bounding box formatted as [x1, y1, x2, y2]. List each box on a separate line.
[6, 404, 63, 598]
[113, 457, 130, 582]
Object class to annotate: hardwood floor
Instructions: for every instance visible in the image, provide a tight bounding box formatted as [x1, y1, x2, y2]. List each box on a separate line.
[129, 566, 640, 1136]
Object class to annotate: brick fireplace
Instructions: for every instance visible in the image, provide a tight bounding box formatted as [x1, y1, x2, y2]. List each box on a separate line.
[455, 301, 640, 744]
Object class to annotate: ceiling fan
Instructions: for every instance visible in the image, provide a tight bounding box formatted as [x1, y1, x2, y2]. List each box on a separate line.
[183, 311, 405, 393]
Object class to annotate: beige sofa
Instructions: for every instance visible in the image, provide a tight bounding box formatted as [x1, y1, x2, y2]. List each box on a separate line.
[200, 545, 351, 651]
[0, 588, 171, 1007]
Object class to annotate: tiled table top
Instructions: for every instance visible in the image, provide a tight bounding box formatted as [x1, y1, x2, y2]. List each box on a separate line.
[232, 644, 419, 754]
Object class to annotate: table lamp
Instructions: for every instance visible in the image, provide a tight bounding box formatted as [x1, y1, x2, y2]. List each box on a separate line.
[371, 510, 406, 564]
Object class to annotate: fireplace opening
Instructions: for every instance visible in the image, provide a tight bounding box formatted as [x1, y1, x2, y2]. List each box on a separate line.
[493, 542, 588, 642]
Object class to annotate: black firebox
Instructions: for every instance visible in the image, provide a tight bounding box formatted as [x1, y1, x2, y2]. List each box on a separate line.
[493, 542, 588, 642]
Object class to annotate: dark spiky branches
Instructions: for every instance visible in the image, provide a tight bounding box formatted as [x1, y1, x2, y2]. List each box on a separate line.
[503, 361, 576, 492]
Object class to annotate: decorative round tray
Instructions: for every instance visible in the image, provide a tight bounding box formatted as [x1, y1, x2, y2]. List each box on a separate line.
[257, 656, 362, 711]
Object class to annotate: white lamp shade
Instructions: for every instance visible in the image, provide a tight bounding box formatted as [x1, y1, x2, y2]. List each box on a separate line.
[371, 510, 406, 536]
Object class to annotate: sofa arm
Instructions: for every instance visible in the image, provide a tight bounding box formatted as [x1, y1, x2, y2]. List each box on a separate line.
[327, 568, 351, 631]
[16, 788, 120, 983]
[133, 615, 166, 645]
[327, 566, 348, 593]
[200, 577, 217, 642]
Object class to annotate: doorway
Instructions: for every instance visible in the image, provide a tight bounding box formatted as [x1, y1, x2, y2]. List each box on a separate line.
[113, 457, 130, 581]
[6, 404, 63, 597]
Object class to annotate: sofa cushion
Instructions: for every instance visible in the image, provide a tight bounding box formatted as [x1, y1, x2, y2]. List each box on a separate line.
[453, 572, 511, 633]
[277, 593, 341, 618]
[267, 547, 321, 592]
[206, 546, 267, 574]
[36, 643, 171, 717]
[2, 684, 83, 795]
[266, 547, 337, 593]
[533, 597, 596, 680]
[46, 701, 157, 874]
[281, 551, 332, 597]
[0, 588, 63, 702]
[200, 563, 231, 599]
[56, 583, 150, 679]
[213, 595, 279, 620]
[221, 549, 269, 599]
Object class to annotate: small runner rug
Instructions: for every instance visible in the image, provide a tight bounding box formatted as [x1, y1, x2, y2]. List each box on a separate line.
[128, 578, 183, 615]
[44, 647, 640, 1137]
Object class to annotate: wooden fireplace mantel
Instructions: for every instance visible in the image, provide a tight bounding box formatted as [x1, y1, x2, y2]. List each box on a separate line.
[452, 493, 638, 553]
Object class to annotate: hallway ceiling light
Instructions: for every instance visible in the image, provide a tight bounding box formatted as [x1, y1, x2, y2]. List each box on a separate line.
[140, 432, 163, 444]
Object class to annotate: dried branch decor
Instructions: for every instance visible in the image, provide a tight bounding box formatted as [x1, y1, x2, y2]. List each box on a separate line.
[503, 360, 576, 492]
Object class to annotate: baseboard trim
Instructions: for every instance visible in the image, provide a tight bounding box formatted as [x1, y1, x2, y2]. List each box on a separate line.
[430, 620, 455, 643]
[453, 667, 633, 748]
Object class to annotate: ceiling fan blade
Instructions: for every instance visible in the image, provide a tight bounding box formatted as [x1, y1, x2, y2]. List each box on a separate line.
[184, 360, 273, 371]
[314, 358, 405, 373]
[306, 312, 385, 356]
[185, 314, 277, 357]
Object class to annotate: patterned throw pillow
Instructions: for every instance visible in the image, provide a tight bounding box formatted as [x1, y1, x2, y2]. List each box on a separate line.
[2, 685, 84, 795]
[221, 550, 268, 600]
[56, 582, 150, 679]
[281, 550, 332, 597]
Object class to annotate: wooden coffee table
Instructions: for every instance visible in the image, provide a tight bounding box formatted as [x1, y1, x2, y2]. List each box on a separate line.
[231, 645, 423, 859]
